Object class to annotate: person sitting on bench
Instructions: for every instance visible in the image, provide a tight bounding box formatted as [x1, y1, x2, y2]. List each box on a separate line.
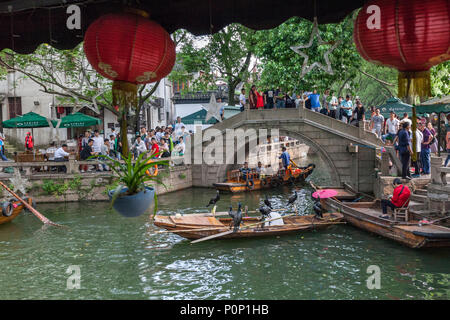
[240, 162, 253, 182]
[380, 178, 410, 219]
[54, 144, 70, 173]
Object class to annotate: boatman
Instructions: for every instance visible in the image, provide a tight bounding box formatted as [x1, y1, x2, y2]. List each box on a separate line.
[279, 146, 290, 171]
[380, 178, 411, 219]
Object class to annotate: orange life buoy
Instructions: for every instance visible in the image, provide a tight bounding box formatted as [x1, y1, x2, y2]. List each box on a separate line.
[145, 159, 158, 177]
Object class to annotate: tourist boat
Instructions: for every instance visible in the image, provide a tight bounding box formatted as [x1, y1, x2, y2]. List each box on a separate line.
[213, 164, 315, 193]
[321, 195, 450, 249]
[153, 211, 344, 240]
[0, 197, 34, 225]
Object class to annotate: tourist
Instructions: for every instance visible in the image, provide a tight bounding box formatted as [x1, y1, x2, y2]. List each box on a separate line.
[264, 88, 275, 109]
[328, 92, 338, 119]
[419, 122, 432, 175]
[399, 113, 412, 128]
[174, 136, 185, 156]
[240, 162, 252, 182]
[350, 101, 365, 127]
[249, 85, 257, 109]
[337, 96, 344, 121]
[164, 131, 174, 154]
[45, 141, 57, 161]
[279, 146, 290, 170]
[370, 108, 384, 138]
[53, 143, 70, 173]
[398, 121, 412, 180]
[255, 161, 263, 178]
[444, 128, 450, 167]
[411, 125, 423, 177]
[25, 132, 33, 151]
[150, 137, 160, 158]
[132, 135, 147, 159]
[110, 127, 117, 138]
[99, 139, 111, 171]
[341, 95, 353, 123]
[383, 111, 400, 144]
[174, 116, 185, 132]
[140, 127, 148, 141]
[308, 90, 321, 112]
[320, 89, 330, 115]
[256, 89, 264, 109]
[0, 135, 8, 161]
[80, 139, 96, 173]
[92, 130, 103, 155]
[81, 131, 90, 149]
[160, 138, 170, 158]
[239, 88, 246, 112]
[304, 92, 312, 110]
[427, 122, 438, 156]
[274, 88, 285, 108]
[380, 178, 411, 218]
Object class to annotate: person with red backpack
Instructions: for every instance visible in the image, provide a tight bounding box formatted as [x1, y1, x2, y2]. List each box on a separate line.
[25, 132, 34, 151]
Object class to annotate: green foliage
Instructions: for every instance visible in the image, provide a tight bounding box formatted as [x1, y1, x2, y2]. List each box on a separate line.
[90, 153, 168, 207]
[431, 61, 450, 97]
[41, 179, 69, 197]
[170, 24, 258, 105]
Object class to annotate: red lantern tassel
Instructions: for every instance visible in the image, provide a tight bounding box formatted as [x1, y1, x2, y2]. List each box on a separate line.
[398, 71, 431, 103]
[112, 80, 138, 109]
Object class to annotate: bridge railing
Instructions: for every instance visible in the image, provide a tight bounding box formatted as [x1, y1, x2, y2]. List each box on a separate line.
[0, 156, 186, 176]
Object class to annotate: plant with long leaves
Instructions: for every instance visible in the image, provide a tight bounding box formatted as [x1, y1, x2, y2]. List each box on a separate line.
[90, 152, 168, 211]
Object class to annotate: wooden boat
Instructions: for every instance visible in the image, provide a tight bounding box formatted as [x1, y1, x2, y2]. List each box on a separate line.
[321, 196, 450, 248]
[213, 164, 315, 193]
[153, 211, 344, 240]
[0, 197, 34, 225]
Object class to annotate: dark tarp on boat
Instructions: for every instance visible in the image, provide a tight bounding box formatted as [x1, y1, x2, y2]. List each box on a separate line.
[0, 0, 368, 53]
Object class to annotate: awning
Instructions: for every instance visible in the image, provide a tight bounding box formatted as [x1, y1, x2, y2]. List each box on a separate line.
[181, 106, 240, 124]
[0, 0, 368, 54]
[416, 96, 450, 114]
[373, 97, 413, 119]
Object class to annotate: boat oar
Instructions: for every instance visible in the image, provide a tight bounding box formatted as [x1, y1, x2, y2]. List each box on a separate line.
[0, 181, 64, 228]
[191, 212, 297, 244]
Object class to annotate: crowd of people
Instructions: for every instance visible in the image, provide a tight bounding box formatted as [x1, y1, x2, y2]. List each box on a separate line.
[240, 86, 450, 176]
[75, 116, 191, 172]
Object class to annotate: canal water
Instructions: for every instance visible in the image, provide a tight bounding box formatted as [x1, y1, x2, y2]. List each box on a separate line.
[0, 156, 449, 300]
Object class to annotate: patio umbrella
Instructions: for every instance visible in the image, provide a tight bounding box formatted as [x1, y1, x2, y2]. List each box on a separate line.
[312, 189, 338, 199]
[52, 112, 101, 128]
[374, 97, 413, 119]
[2, 112, 52, 148]
[2, 111, 50, 128]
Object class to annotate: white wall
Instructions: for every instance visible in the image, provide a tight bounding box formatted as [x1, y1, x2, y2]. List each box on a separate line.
[0, 71, 67, 146]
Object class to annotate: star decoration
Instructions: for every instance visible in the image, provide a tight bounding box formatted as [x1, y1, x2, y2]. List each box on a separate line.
[9, 170, 31, 196]
[202, 94, 226, 122]
[290, 17, 342, 77]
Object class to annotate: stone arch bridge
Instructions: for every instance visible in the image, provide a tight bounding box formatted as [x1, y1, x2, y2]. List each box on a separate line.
[190, 108, 399, 193]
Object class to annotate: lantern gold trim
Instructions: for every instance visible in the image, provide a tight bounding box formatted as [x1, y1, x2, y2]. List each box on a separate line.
[398, 70, 431, 102]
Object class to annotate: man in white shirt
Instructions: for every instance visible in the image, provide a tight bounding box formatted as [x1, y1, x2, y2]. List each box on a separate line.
[175, 136, 186, 155]
[328, 93, 338, 119]
[383, 111, 400, 144]
[54, 144, 70, 173]
[174, 116, 185, 132]
[399, 113, 412, 127]
[92, 130, 104, 154]
[46, 142, 58, 161]
[411, 128, 423, 177]
[239, 88, 246, 112]
[132, 135, 147, 159]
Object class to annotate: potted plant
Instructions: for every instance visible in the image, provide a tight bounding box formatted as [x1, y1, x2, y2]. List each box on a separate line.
[93, 152, 167, 218]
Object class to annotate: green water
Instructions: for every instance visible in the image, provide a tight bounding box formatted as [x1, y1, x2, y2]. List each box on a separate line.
[0, 157, 449, 300]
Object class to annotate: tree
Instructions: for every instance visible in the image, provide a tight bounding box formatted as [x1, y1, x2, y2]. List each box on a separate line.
[171, 24, 258, 105]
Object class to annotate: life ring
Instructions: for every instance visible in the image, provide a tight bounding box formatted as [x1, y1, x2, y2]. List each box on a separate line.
[246, 180, 254, 189]
[261, 178, 268, 186]
[2, 202, 14, 217]
[145, 160, 158, 177]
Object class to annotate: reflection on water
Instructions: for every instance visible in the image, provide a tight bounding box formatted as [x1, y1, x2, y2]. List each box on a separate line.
[0, 155, 449, 300]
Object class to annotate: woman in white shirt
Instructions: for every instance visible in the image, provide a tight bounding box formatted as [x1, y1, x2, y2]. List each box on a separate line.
[175, 137, 185, 156]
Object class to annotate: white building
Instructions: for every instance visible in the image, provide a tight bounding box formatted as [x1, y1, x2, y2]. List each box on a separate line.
[0, 70, 174, 146]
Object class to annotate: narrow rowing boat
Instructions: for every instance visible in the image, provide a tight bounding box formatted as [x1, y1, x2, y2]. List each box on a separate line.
[153, 212, 344, 240]
[213, 164, 315, 193]
[0, 197, 34, 225]
[321, 197, 450, 248]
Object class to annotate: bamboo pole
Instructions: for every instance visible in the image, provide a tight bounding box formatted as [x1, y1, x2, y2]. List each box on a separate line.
[0, 181, 64, 227]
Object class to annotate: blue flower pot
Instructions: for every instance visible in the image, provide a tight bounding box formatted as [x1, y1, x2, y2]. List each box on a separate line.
[108, 186, 155, 218]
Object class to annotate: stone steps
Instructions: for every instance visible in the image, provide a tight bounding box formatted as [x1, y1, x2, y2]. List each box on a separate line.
[414, 189, 428, 196]
[410, 194, 428, 203]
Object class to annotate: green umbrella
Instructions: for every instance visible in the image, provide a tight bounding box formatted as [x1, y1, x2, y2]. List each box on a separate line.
[373, 97, 413, 119]
[52, 112, 101, 128]
[416, 96, 450, 114]
[2, 111, 51, 128]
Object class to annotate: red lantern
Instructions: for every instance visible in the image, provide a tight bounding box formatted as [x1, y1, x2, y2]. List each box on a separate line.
[83, 9, 176, 108]
[354, 0, 450, 100]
